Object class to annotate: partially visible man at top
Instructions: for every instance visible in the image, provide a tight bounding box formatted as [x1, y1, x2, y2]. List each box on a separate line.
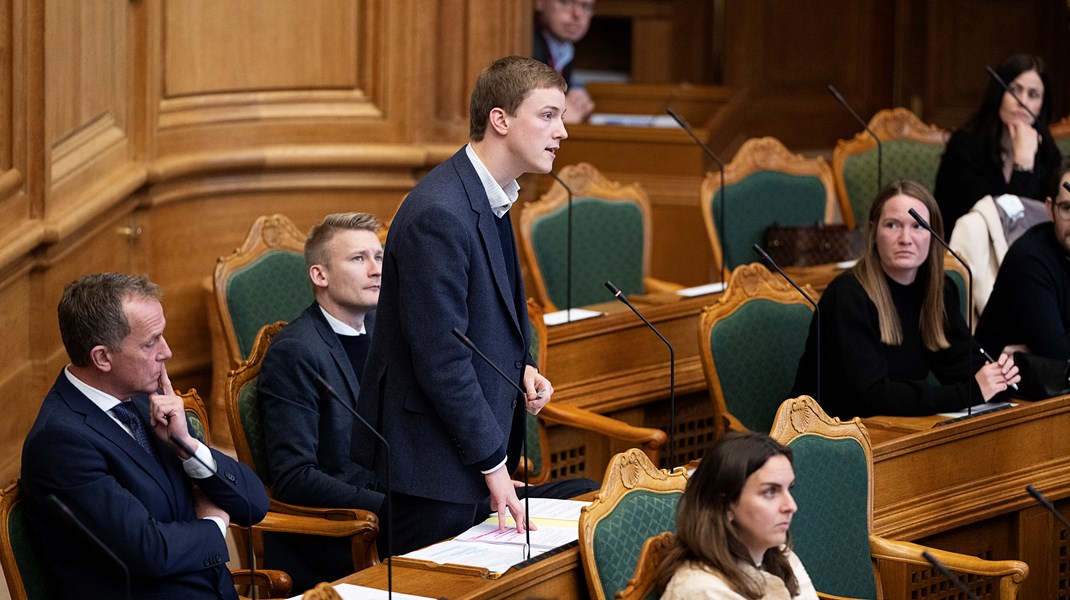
[258, 212, 385, 592]
[534, 0, 596, 123]
[22, 273, 268, 599]
[977, 159, 1070, 361]
[353, 56, 563, 556]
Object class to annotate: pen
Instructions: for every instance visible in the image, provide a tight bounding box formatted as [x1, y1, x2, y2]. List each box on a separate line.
[979, 347, 1019, 391]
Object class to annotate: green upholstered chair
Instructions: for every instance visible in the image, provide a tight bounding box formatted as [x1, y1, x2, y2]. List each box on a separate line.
[1051, 116, 1070, 157]
[224, 322, 380, 573]
[615, 531, 675, 600]
[770, 396, 1028, 600]
[832, 108, 949, 229]
[944, 249, 971, 323]
[578, 448, 689, 600]
[206, 214, 313, 443]
[519, 299, 667, 485]
[698, 263, 816, 438]
[702, 136, 847, 273]
[519, 163, 682, 312]
[0, 480, 58, 600]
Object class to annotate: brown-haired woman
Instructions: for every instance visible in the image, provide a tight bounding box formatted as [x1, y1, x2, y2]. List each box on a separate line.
[656, 431, 817, 600]
[791, 180, 1019, 419]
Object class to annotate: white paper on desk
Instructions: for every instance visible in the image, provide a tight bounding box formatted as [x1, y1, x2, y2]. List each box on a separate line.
[402, 539, 546, 574]
[676, 282, 726, 297]
[587, 113, 679, 128]
[455, 522, 578, 549]
[512, 497, 589, 521]
[543, 308, 604, 326]
[287, 583, 435, 600]
[937, 401, 1016, 419]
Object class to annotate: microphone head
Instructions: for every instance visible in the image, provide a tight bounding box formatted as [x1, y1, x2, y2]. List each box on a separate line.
[907, 207, 931, 230]
[752, 243, 772, 264]
[826, 83, 842, 99]
[1026, 484, 1044, 502]
[451, 327, 473, 348]
[604, 281, 622, 297]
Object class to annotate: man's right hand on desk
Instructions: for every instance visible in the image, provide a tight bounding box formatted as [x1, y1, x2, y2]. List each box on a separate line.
[485, 466, 537, 533]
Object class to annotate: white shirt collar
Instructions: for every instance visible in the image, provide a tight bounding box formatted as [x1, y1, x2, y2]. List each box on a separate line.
[65, 365, 125, 413]
[465, 144, 520, 218]
[319, 305, 367, 336]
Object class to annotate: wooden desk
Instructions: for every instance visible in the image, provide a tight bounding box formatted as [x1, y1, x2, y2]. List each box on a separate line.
[337, 544, 586, 599]
[862, 396, 1070, 599]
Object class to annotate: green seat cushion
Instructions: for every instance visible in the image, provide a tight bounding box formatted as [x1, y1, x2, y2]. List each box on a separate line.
[591, 489, 681, 598]
[9, 501, 59, 600]
[843, 139, 945, 227]
[226, 251, 313, 359]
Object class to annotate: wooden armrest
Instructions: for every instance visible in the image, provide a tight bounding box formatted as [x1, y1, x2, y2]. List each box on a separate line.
[817, 593, 864, 600]
[539, 403, 667, 458]
[869, 535, 1029, 580]
[251, 509, 378, 538]
[269, 498, 378, 523]
[644, 277, 685, 293]
[233, 568, 292, 598]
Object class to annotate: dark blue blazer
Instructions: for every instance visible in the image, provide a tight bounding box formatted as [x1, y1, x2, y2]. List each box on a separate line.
[353, 147, 530, 505]
[259, 302, 383, 511]
[21, 371, 269, 600]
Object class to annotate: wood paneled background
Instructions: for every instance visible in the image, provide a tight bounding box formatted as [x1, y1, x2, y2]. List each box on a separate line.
[0, 0, 1067, 509]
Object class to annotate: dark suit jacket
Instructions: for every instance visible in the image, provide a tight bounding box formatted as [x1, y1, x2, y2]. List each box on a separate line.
[21, 371, 269, 600]
[353, 147, 530, 505]
[259, 302, 383, 510]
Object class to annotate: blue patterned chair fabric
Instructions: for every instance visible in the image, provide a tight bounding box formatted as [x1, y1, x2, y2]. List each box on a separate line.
[531, 197, 646, 309]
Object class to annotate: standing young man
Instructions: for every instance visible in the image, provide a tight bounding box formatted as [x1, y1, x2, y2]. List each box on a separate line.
[353, 56, 565, 555]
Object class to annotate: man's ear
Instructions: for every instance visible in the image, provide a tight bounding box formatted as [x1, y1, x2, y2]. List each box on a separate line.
[89, 345, 112, 373]
[309, 264, 328, 289]
[488, 107, 510, 136]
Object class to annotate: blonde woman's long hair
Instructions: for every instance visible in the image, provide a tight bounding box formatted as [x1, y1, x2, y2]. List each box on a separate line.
[852, 179, 949, 351]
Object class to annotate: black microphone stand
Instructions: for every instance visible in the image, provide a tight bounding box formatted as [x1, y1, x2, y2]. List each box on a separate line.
[753, 244, 820, 403]
[451, 328, 533, 560]
[1026, 484, 1070, 530]
[47, 494, 133, 600]
[907, 208, 974, 415]
[666, 108, 728, 283]
[921, 551, 982, 600]
[828, 84, 882, 196]
[549, 171, 574, 322]
[605, 281, 676, 465]
[985, 66, 1038, 124]
[168, 435, 259, 599]
[310, 374, 393, 600]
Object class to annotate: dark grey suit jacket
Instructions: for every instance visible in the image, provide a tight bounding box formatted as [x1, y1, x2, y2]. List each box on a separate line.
[353, 147, 530, 505]
[259, 302, 383, 511]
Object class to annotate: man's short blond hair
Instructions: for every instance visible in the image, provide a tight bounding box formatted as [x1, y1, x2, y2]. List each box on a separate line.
[304, 212, 382, 270]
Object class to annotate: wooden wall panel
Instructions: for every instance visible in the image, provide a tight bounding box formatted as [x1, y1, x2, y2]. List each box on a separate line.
[0, 266, 34, 481]
[164, 0, 359, 95]
[43, 0, 135, 216]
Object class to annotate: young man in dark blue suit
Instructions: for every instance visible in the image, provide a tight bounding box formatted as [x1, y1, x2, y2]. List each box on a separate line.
[354, 56, 567, 555]
[21, 273, 269, 599]
[258, 212, 385, 591]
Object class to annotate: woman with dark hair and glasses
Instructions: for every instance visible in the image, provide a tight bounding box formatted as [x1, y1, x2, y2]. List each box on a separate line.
[791, 180, 1019, 419]
[934, 53, 1061, 232]
[655, 431, 816, 599]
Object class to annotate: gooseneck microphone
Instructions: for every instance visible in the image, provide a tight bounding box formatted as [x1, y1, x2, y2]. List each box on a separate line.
[666, 107, 728, 282]
[311, 373, 393, 600]
[907, 207, 975, 414]
[47, 494, 132, 600]
[450, 328, 533, 560]
[549, 170, 574, 322]
[604, 281, 676, 464]
[168, 435, 259, 599]
[753, 244, 820, 403]
[828, 84, 883, 195]
[921, 551, 982, 600]
[1026, 484, 1070, 531]
[986, 66, 1038, 124]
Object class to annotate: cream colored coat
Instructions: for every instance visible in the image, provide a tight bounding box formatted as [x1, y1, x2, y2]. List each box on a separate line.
[661, 550, 818, 600]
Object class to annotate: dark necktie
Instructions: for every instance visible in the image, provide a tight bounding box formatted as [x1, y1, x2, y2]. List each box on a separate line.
[111, 402, 155, 458]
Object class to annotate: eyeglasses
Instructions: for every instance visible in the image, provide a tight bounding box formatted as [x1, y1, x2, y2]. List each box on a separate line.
[1055, 201, 1070, 219]
[556, 0, 595, 15]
